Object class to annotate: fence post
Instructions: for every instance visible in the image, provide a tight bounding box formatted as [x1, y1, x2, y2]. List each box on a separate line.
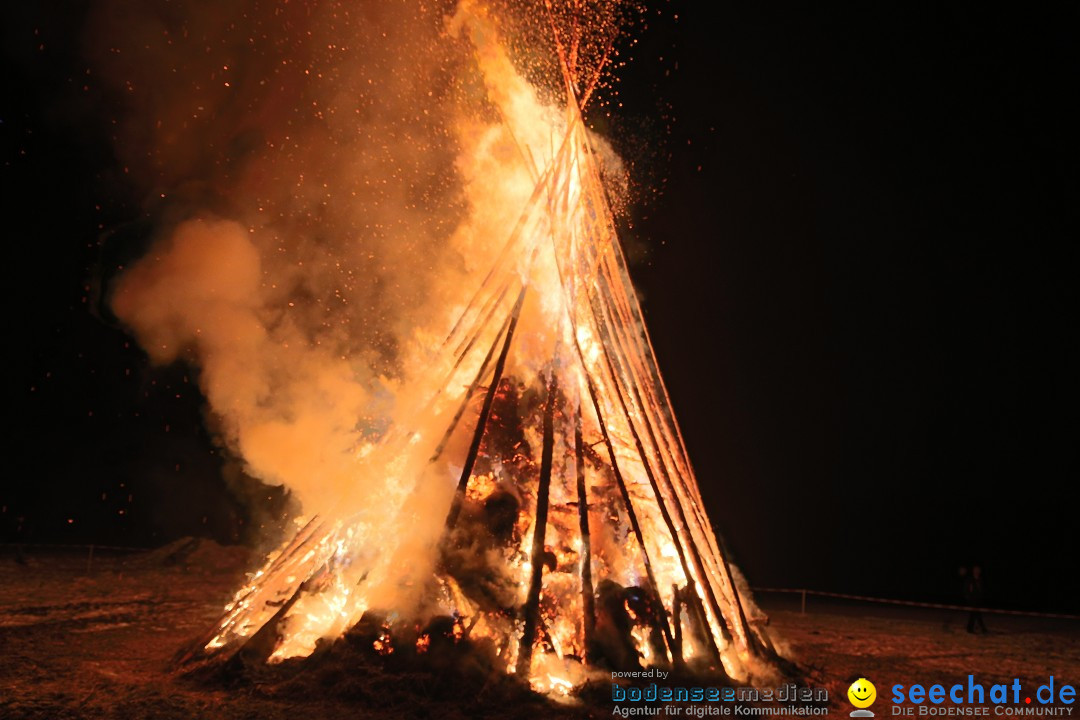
[800, 589, 806, 615]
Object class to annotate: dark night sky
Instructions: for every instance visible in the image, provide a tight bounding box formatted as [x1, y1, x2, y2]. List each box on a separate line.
[3, 4, 1077, 612]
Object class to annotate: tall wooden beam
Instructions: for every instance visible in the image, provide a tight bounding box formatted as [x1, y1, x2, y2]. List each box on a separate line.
[442, 287, 527, 536]
[586, 295, 723, 666]
[593, 270, 758, 659]
[516, 369, 559, 677]
[429, 310, 513, 463]
[574, 409, 596, 662]
[593, 267, 758, 657]
[550, 231, 675, 665]
[671, 584, 684, 671]
[579, 367, 675, 663]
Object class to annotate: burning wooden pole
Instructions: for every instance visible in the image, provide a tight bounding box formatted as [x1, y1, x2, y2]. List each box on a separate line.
[566, 113, 745, 639]
[442, 287, 527, 534]
[568, 164, 761, 661]
[578, 158, 764, 660]
[578, 365, 675, 663]
[592, 264, 760, 658]
[549, 195, 677, 666]
[564, 162, 716, 657]
[450, 280, 512, 369]
[587, 296, 723, 666]
[574, 408, 596, 663]
[430, 310, 513, 463]
[671, 584, 684, 671]
[442, 158, 558, 353]
[547, 115, 763, 668]
[516, 368, 559, 677]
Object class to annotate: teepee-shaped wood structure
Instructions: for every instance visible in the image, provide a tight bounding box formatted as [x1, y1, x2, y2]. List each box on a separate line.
[188, 2, 776, 692]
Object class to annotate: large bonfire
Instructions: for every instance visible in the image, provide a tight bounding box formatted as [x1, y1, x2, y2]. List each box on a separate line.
[115, 0, 780, 696]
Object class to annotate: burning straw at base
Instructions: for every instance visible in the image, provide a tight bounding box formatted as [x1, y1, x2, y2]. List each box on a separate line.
[108, 0, 781, 694]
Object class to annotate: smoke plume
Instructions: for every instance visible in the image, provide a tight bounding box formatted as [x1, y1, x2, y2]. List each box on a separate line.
[98, 0, 496, 520]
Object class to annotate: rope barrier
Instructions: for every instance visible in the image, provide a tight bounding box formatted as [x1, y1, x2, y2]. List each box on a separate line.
[752, 587, 1080, 621]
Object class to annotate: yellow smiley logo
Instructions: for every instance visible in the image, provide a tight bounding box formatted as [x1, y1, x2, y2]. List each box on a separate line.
[848, 678, 877, 708]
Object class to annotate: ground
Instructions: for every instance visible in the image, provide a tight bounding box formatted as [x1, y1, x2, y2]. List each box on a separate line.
[1, 544, 1077, 719]
[760, 594, 1080, 711]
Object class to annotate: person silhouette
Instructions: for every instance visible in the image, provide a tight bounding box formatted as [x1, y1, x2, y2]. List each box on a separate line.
[964, 565, 988, 634]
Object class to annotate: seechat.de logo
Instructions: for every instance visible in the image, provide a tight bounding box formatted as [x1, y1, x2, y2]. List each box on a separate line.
[848, 677, 877, 718]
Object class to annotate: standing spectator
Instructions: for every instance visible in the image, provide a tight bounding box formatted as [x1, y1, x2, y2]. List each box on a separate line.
[964, 565, 988, 634]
